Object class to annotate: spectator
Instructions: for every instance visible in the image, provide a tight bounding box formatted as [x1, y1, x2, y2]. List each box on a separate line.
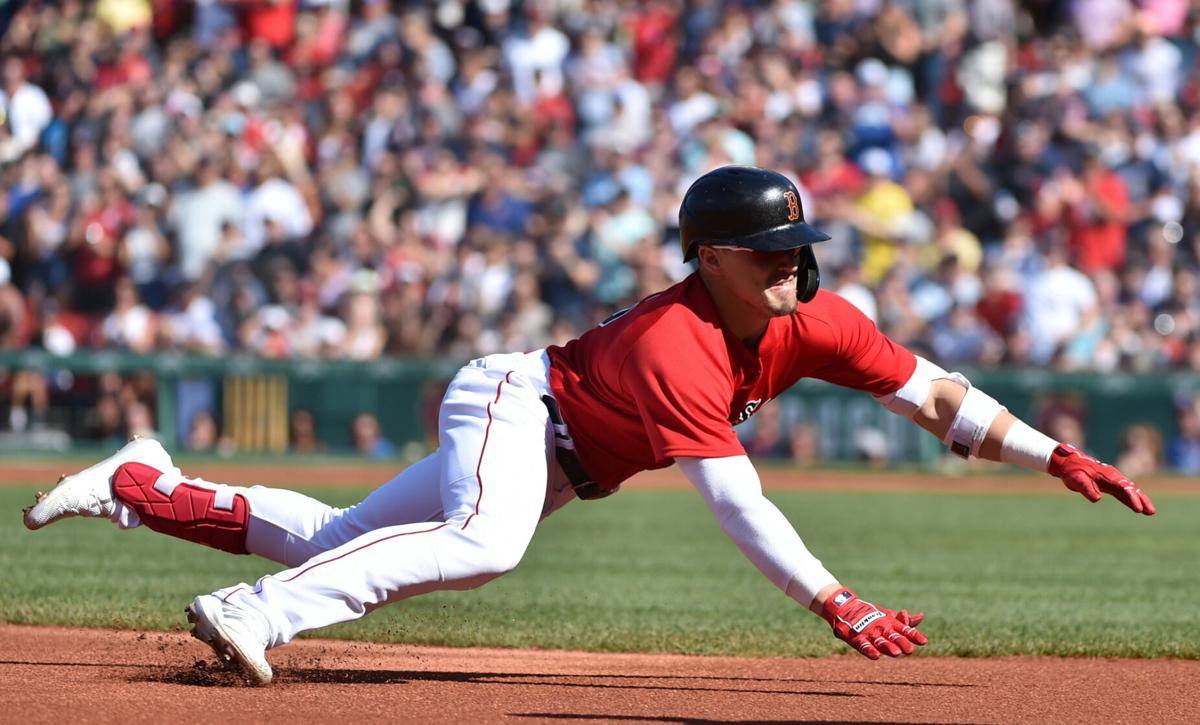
[162, 283, 224, 355]
[1039, 404, 1089, 453]
[124, 399, 157, 440]
[101, 276, 157, 353]
[121, 198, 171, 309]
[0, 57, 52, 163]
[743, 403, 789, 459]
[502, 5, 569, 107]
[8, 368, 48, 432]
[832, 263, 877, 323]
[289, 408, 322, 454]
[930, 303, 1002, 365]
[854, 427, 891, 468]
[339, 290, 385, 360]
[1023, 242, 1100, 365]
[1167, 397, 1200, 474]
[789, 421, 821, 467]
[186, 410, 219, 453]
[168, 157, 244, 282]
[1116, 422, 1163, 477]
[351, 412, 395, 460]
[243, 0, 298, 50]
[89, 393, 126, 448]
[1062, 153, 1132, 275]
[851, 147, 913, 285]
[0, 259, 29, 349]
[242, 153, 314, 258]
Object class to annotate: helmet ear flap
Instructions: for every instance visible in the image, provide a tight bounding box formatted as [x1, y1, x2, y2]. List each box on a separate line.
[797, 246, 820, 303]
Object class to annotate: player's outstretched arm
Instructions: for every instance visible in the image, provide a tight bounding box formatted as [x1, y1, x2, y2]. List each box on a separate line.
[676, 456, 928, 660]
[876, 356, 1155, 516]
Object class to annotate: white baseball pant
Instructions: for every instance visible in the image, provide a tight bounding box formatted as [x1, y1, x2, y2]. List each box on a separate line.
[199, 350, 574, 648]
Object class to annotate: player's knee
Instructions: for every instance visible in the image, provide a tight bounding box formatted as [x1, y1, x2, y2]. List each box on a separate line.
[481, 544, 525, 578]
[442, 525, 530, 583]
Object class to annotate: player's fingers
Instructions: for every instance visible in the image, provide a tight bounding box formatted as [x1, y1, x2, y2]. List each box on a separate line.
[894, 609, 924, 628]
[898, 623, 928, 646]
[888, 631, 915, 655]
[1066, 472, 1102, 502]
[850, 634, 880, 660]
[873, 635, 903, 658]
[1099, 476, 1143, 513]
[1137, 488, 1157, 516]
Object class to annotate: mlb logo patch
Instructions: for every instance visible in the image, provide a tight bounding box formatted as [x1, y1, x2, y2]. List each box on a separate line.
[834, 590, 853, 607]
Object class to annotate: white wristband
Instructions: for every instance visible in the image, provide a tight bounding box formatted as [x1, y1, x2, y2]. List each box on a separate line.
[999, 420, 1058, 472]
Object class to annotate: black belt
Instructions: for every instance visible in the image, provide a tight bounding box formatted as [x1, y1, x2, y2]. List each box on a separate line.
[541, 395, 616, 500]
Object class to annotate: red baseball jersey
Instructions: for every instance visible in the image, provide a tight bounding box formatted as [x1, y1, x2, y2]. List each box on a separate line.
[546, 273, 916, 491]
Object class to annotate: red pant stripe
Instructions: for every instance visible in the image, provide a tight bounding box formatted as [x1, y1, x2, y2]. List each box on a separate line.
[463, 371, 512, 530]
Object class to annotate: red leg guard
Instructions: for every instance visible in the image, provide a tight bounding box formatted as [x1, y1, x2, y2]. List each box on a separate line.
[111, 461, 250, 554]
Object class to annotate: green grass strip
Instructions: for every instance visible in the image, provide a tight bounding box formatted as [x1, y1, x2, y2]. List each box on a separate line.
[2, 486, 1195, 658]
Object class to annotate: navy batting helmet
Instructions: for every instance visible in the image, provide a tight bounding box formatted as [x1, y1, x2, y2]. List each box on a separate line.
[679, 165, 830, 302]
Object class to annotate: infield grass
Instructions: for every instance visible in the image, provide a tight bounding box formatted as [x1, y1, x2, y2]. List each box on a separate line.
[2, 484, 1196, 658]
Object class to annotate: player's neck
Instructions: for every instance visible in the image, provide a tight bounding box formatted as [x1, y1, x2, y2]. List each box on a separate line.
[699, 272, 771, 350]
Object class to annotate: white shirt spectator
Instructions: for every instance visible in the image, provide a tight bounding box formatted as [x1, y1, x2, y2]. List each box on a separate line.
[836, 283, 878, 324]
[123, 224, 167, 286]
[292, 304, 346, 357]
[1132, 36, 1182, 105]
[1024, 263, 1099, 364]
[166, 294, 225, 354]
[243, 177, 313, 257]
[1071, 0, 1134, 50]
[669, 90, 719, 137]
[502, 21, 570, 106]
[568, 30, 627, 128]
[601, 77, 652, 153]
[169, 176, 245, 280]
[0, 80, 53, 162]
[476, 260, 515, 319]
[102, 305, 155, 353]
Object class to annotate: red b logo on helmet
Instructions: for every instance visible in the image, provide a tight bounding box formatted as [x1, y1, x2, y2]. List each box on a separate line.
[784, 191, 800, 221]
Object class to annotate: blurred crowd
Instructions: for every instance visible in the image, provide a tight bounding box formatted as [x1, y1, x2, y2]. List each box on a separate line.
[2, 0, 1200, 463]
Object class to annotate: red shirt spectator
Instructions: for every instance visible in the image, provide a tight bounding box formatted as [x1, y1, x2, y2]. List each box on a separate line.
[627, 2, 677, 85]
[243, 0, 297, 50]
[975, 288, 1023, 336]
[1066, 160, 1130, 274]
[801, 158, 866, 203]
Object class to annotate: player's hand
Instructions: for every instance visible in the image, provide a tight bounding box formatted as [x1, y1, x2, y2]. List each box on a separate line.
[820, 588, 928, 660]
[1048, 443, 1156, 516]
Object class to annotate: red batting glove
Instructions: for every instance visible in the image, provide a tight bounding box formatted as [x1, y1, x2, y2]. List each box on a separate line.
[1048, 443, 1156, 516]
[820, 588, 928, 660]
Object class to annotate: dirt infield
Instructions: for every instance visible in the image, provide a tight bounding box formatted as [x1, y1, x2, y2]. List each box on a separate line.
[1, 625, 1195, 724]
[1, 456, 1197, 494]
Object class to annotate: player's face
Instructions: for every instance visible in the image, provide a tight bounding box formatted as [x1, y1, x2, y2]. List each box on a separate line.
[710, 246, 801, 317]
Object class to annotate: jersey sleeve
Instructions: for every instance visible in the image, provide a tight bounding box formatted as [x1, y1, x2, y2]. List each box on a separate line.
[619, 339, 745, 463]
[810, 292, 917, 396]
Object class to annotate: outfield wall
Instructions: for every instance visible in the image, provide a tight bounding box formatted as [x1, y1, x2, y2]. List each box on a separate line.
[0, 349, 1196, 465]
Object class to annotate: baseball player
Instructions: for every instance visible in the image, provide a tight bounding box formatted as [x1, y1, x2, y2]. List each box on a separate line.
[24, 166, 1155, 685]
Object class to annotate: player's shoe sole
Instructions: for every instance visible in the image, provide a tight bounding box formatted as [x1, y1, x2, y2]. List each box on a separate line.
[186, 594, 273, 686]
[22, 436, 172, 530]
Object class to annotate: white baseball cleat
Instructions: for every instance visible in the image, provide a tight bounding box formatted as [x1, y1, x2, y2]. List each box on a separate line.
[187, 594, 274, 686]
[22, 436, 173, 530]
